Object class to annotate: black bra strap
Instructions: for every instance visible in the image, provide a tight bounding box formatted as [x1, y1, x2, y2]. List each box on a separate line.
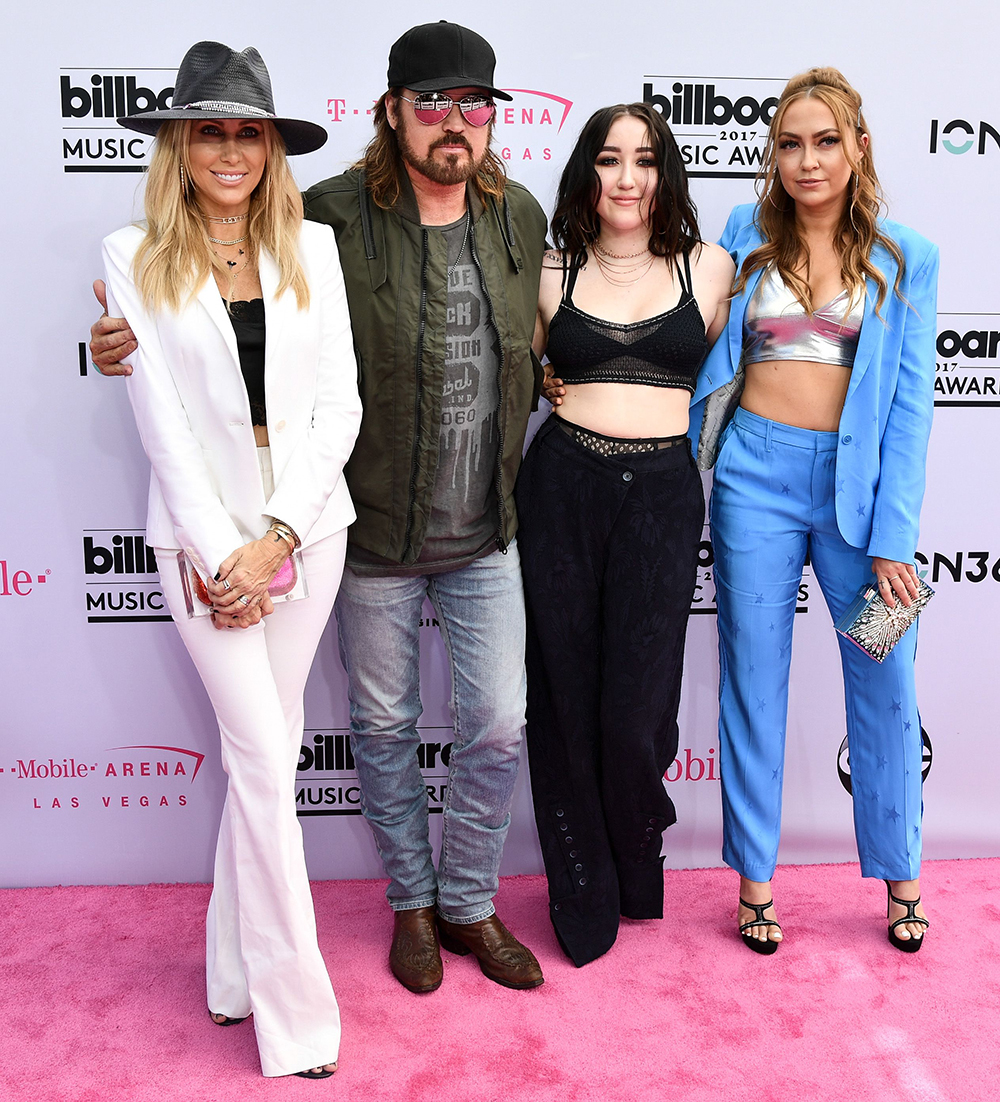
[561, 251, 583, 305]
[680, 249, 693, 295]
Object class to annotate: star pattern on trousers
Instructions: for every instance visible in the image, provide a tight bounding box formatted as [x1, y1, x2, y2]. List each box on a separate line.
[749, 664, 756, 674]
[786, 555, 796, 568]
[780, 483, 791, 495]
[870, 789, 881, 803]
[771, 768, 780, 780]
[891, 699, 902, 715]
[904, 720, 912, 731]
[768, 622, 776, 633]
[856, 503, 866, 517]
[836, 477, 846, 494]
[877, 755, 888, 769]
[886, 806, 901, 823]
[756, 697, 767, 712]
[754, 593, 764, 604]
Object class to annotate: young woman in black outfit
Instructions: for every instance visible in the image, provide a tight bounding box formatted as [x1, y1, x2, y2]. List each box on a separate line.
[518, 103, 733, 966]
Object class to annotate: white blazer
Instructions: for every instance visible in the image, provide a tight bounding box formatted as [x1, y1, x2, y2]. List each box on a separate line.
[102, 221, 363, 578]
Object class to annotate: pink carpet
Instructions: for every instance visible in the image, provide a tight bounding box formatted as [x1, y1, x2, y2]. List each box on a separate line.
[2, 860, 998, 1102]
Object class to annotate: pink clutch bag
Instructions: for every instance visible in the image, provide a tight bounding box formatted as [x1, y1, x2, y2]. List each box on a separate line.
[176, 550, 308, 618]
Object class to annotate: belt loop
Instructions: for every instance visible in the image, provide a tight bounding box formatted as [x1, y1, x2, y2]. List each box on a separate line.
[765, 417, 773, 452]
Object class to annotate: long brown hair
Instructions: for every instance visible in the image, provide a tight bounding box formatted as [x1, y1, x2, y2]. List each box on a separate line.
[550, 103, 700, 270]
[133, 120, 309, 312]
[733, 67, 905, 317]
[354, 90, 507, 210]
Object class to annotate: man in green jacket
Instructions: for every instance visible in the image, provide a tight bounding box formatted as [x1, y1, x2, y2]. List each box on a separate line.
[90, 22, 547, 993]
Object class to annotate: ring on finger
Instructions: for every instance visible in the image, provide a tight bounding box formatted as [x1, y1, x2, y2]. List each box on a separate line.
[222, 579, 232, 591]
[238, 595, 250, 606]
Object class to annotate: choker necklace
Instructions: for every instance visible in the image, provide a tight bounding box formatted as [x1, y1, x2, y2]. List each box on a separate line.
[594, 240, 650, 261]
[206, 213, 249, 224]
[208, 233, 249, 246]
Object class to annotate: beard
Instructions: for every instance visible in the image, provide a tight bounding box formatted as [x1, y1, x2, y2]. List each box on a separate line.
[396, 121, 490, 186]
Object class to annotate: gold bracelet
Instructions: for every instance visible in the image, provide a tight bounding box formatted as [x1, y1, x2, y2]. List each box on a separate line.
[267, 521, 299, 551]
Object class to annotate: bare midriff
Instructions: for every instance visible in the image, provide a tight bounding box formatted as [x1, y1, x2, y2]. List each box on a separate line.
[556, 382, 692, 438]
[253, 425, 269, 447]
[741, 360, 851, 433]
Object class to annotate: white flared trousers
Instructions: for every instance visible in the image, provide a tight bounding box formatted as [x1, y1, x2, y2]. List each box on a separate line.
[155, 453, 346, 1076]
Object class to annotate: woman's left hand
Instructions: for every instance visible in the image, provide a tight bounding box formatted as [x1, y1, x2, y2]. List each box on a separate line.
[872, 558, 919, 609]
[207, 536, 289, 613]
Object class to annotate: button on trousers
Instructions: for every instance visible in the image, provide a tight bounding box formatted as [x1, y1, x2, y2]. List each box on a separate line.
[516, 416, 704, 966]
[710, 407, 923, 884]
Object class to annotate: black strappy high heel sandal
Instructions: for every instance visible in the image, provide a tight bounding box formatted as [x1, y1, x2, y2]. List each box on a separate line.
[738, 897, 782, 955]
[884, 881, 929, 953]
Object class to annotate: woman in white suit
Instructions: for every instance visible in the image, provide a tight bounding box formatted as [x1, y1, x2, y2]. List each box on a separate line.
[690, 67, 937, 955]
[101, 42, 361, 1078]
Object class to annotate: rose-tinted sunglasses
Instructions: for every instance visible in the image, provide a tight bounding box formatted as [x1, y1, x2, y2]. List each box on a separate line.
[398, 93, 496, 127]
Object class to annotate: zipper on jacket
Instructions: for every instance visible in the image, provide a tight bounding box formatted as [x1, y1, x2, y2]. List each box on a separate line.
[468, 225, 509, 552]
[402, 229, 430, 561]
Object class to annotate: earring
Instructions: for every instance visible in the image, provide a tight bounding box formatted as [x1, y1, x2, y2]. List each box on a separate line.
[179, 161, 188, 195]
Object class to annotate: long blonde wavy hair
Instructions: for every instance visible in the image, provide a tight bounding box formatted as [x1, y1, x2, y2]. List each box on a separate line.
[733, 67, 905, 317]
[355, 91, 507, 210]
[133, 119, 309, 311]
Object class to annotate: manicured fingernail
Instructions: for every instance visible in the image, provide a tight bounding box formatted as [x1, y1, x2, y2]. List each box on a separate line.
[214, 573, 221, 580]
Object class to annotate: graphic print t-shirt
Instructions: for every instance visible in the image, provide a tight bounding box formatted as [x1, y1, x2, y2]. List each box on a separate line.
[415, 213, 501, 569]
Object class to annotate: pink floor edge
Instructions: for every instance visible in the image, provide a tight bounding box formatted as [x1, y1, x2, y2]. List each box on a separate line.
[2, 859, 998, 1102]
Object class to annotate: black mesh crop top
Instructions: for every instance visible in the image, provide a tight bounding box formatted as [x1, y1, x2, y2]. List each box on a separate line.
[544, 251, 708, 393]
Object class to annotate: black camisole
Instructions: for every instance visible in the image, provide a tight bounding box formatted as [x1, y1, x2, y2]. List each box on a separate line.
[226, 298, 266, 426]
[545, 251, 708, 393]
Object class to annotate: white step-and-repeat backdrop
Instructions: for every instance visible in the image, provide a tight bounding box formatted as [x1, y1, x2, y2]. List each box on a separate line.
[3, 2, 998, 887]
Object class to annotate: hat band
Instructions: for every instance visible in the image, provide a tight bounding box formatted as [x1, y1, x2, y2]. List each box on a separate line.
[181, 100, 275, 118]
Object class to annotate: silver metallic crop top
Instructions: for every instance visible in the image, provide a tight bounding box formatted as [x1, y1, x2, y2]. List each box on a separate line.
[743, 267, 864, 368]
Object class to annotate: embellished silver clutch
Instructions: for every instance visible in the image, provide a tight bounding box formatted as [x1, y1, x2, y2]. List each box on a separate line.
[834, 579, 934, 662]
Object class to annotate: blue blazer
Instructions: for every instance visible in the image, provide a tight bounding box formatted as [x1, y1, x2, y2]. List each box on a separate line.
[690, 203, 939, 564]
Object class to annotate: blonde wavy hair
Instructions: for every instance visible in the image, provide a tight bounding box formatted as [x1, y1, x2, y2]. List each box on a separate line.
[355, 91, 507, 210]
[133, 119, 309, 312]
[733, 67, 905, 317]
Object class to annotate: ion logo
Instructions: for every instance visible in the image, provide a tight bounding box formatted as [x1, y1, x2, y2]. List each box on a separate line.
[838, 729, 932, 795]
[929, 119, 1000, 156]
[83, 529, 168, 623]
[643, 75, 784, 178]
[60, 67, 174, 173]
[935, 314, 1000, 406]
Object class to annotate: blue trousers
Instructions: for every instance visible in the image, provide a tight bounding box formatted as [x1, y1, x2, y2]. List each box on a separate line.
[710, 407, 923, 883]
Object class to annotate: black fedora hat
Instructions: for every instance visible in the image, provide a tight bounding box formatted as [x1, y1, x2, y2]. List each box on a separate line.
[387, 22, 512, 102]
[117, 40, 327, 156]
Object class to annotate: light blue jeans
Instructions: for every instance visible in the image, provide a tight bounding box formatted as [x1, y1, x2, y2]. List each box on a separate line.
[334, 544, 526, 923]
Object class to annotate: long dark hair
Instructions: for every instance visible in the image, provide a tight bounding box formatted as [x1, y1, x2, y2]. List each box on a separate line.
[550, 103, 700, 269]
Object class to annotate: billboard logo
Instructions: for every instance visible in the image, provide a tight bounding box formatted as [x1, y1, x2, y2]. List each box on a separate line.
[60, 68, 173, 173]
[935, 315, 1000, 406]
[83, 529, 169, 623]
[296, 728, 452, 816]
[643, 75, 784, 178]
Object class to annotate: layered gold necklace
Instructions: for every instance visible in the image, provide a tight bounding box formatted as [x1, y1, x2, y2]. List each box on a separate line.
[592, 239, 655, 287]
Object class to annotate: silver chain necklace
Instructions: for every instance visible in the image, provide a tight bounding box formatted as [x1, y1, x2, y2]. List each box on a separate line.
[208, 233, 249, 245]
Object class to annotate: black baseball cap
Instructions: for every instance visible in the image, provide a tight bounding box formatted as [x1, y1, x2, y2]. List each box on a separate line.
[387, 21, 513, 101]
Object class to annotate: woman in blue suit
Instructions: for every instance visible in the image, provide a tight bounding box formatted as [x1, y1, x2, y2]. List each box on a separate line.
[690, 68, 937, 954]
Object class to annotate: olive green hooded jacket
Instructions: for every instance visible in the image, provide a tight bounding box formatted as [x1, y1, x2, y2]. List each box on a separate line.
[303, 169, 547, 566]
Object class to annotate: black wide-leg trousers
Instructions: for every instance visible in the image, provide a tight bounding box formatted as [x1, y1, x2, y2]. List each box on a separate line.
[515, 416, 704, 966]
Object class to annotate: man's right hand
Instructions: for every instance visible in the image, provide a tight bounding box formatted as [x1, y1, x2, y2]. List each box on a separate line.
[89, 279, 136, 376]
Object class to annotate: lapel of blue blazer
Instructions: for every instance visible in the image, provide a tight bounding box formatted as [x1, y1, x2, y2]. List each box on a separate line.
[845, 279, 879, 401]
[730, 266, 764, 372]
